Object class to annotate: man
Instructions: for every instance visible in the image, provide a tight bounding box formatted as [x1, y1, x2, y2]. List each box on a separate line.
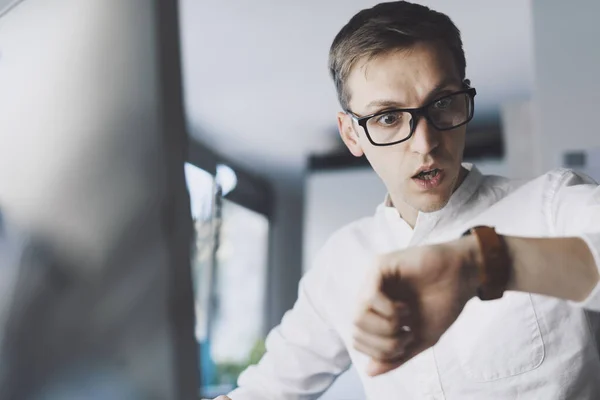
[214, 1, 600, 399]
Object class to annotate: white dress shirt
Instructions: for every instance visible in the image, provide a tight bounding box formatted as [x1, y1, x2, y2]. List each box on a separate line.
[229, 164, 600, 400]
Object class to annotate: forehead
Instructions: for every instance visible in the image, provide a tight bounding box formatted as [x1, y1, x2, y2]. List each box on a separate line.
[346, 41, 462, 111]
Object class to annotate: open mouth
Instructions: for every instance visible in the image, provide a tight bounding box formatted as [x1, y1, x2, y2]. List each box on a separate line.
[412, 168, 444, 189]
[413, 168, 441, 180]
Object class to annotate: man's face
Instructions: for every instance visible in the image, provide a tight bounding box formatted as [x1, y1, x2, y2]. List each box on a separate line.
[338, 41, 467, 214]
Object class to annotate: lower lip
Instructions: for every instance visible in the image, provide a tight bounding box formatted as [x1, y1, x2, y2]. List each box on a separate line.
[412, 170, 444, 190]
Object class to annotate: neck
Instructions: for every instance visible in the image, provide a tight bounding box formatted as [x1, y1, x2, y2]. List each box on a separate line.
[390, 166, 469, 229]
[393, 202, 418, 229]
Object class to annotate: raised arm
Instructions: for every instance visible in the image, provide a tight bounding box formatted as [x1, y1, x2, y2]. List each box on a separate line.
[352, 170, 600, 377]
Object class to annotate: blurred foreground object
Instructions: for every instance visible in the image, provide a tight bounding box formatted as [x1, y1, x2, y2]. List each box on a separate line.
[0, 0, 198, 398]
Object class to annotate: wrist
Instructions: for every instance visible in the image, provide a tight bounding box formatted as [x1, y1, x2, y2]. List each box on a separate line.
[461, 226, 511, 300]
[502, 236, 518, 292]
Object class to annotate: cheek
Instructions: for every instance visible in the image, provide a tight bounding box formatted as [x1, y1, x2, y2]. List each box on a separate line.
[445, 129, 466, 156]
[362, 146, 410, 182]
[436, 132, 466, 168]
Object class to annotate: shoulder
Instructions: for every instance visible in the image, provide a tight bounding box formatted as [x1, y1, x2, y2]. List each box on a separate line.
[544, 168, 597, 186]
[526, 168, 598, 197]
[478, 168, 596, 196]
[507, 168, 597, 221]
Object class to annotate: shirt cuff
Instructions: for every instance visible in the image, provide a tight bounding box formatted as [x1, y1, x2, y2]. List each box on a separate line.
[570, 233, 600, 312]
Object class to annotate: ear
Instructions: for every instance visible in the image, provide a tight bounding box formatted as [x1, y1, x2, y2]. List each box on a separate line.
[337, 112, 364, 157]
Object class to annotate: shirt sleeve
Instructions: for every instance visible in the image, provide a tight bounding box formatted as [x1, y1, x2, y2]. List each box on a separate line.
[227, 253, 351, 400]
[549, 169, 600, 311]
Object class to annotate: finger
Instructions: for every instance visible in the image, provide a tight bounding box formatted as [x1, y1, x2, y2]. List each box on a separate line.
[353, 327, 414, 361]
[364, 260, 409, 318]
[353, 340, 400, 362]
[367, 339, 431, 377]
[355, 306, 411, 337]
[363, 264, 397, 319]
[354, 333, 414, 362]
[367, 290, 409, 319]
[366, 358, 404, 377]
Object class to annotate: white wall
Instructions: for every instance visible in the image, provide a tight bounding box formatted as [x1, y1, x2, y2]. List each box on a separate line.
[469, 159, 510, 177]
[501, 100, 540, 180]
[532, 0, 600, 173]
[303, 168, 386, 273]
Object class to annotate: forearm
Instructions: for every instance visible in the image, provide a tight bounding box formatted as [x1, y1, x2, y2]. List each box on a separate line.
[503, 236, 599, 302]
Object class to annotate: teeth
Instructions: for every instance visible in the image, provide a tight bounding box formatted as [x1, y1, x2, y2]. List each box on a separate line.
[416, 169, 439, 180]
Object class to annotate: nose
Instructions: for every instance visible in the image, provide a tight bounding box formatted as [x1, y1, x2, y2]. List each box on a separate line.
[408, 116, 440, 155]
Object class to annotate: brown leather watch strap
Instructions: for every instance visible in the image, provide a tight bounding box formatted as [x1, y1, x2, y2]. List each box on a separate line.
[462, 226, 511, 301]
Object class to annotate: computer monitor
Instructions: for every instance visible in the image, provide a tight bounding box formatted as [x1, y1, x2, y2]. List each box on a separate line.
[0, 1, 199, 398]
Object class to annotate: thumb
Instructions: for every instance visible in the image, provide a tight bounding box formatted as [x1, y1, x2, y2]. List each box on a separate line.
[366, 358, 403, 377]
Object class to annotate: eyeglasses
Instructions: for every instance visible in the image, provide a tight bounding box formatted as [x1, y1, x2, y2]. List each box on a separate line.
[345, 88, 477, 147]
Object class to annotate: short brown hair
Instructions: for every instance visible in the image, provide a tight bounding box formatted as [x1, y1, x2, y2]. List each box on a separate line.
[328, 1, 466, 111]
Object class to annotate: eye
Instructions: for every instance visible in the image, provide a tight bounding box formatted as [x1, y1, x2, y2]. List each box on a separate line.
[375, 111, 403, 127]
[433, 97, 453, 109]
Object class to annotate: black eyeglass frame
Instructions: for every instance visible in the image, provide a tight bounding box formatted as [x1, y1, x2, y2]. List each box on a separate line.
[345, 87, 477, 147]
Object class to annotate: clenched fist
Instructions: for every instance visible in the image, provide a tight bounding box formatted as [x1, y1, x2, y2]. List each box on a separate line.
[353, 236, 480, 376]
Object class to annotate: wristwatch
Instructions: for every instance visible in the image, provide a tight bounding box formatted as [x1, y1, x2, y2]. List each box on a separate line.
[462, 226, 511, 301]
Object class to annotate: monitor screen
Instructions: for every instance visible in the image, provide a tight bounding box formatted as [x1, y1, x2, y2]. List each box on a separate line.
[0, 1, 199, 398]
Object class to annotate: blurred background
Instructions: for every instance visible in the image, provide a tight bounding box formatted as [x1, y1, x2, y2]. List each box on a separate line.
[2, 0, 600, 399]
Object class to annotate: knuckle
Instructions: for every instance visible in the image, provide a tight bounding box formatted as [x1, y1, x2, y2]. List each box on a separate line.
[375, 350, 390, 361]
[386, 338, 401, 353]
[389, 318, 401, 333]
[389, 319, 406, 335]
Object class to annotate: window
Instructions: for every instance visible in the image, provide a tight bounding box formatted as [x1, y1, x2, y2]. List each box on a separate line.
[185, 163, 269, 398]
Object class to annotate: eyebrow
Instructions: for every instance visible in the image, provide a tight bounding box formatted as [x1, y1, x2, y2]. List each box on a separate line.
[364, 78, 461, 113]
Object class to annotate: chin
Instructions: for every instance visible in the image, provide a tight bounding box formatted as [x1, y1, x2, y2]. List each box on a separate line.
[413, 167, 462, 212]
[412, 192, 452, 213]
